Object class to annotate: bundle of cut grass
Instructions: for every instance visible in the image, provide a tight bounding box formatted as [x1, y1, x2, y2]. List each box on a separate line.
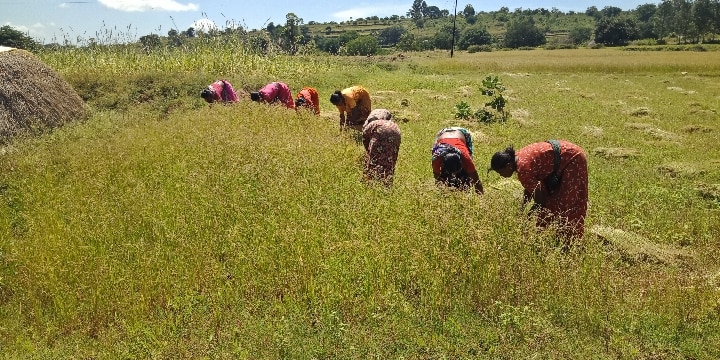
[0, 47, 88, 142]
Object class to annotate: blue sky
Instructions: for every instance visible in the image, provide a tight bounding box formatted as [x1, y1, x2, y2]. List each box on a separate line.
[2, 0, 651, 44]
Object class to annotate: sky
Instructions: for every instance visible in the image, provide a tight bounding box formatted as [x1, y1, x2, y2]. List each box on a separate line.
[2, 0, 651, 44]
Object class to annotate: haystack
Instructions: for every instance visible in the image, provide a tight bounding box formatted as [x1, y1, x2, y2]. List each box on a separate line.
[0, 46, 87, 142]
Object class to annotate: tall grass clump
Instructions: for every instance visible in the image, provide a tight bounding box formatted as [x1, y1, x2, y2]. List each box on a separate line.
[0, 43, 719, 358]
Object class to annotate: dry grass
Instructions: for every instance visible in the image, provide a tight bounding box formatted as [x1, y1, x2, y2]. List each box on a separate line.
[590, 225, 694, 266]
[592, 147, 640, 159]
[0, 49, 87, 141]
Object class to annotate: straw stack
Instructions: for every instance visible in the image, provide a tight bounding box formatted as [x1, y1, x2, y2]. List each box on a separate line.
[0, 47, 88, 142]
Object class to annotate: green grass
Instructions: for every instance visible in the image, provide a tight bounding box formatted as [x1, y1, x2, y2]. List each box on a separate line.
[0, 46, 719, 358]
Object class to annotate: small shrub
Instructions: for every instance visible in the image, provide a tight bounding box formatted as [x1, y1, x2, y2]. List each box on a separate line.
[467, 45, 492, 53]
[474, 108, 494, 123]
[479, 75, 508, 123]
[453, 76, 509, 124]
[454, 101, 472, 120]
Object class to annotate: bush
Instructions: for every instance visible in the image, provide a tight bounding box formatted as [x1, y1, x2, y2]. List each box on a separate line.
[467, 45, 493, 53]
[453, 76, 509, 124]
[342, 36, 379, 56]
[544, 43, 577, 50]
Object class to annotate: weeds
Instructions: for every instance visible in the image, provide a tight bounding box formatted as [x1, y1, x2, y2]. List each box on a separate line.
[454, 75, 509, 123]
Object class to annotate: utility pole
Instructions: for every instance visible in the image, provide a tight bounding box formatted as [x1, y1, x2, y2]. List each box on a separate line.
[451, 0, 458, 58]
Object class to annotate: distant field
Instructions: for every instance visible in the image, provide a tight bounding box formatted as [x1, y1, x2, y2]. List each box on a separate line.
[1, 46, 719, 358]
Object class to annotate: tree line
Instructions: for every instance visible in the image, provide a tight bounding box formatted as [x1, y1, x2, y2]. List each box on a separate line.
[2, 0, 719, 53]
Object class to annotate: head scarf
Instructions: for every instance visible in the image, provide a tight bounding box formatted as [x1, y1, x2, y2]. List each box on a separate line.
[364, 109, 393, 127]
[431, 143, 462, 163]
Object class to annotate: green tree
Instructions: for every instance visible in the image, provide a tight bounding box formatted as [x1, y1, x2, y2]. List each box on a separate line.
[634, 3, 657, 22]
[594, 16, 639, 46]
[585, 6, 601, 20]
[671, 0, 694, 43]
[568, 26, 593, 45]
[433, 30, 454, 50]
[600, 6, 623, 17]
[139, 34, 161, 53]
[714, 0, 720, 36]
[283, 12, 302, 54]
[407, 0, 426, 21]
[0, 25, 39, 50]
[425, 6, 443, 19]
[377, 25, 407, 46]
[457, 25, 493, 50]
[463, 4, 476, 17]
[633, 4, 658, 39]
[653, 0, 675, 40]
[337, 31, 359, 46]
[503, 16, 547, 48]
[691, 0, 715, 42]
[342, 35, 379, 56]
[397, 32, 419, 51]
[315, 36, 341, 54]
[167, 29, 182, 47]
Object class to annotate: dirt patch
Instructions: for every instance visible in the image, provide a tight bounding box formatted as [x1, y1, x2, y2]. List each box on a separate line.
[581, 125, 604, 137]
[502, 72, 531, 77]
[657, 162, 706, 178]
[591, 225, 694, 266]
[592, 147, 639, 159]
[624, 122, 680, 141]
[375, 90, 399, 95]
[510, 108, 535, 127]
[667, 86, 697, 95]
[392, 109, 419, 123]
[628, 107, 651, 116]
[681, 125, 713, 133]
[410, 88, 450, 101]
[457, 86, 474, 97]
[694, 182, 720, 202]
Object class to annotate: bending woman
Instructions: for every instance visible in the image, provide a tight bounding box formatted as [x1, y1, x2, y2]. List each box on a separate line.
[250, 82, 295, 109]
[362, 109, 401, 185]
[329, 85, 371, 131]
[200, 80, 239, 104]
[431, 127, 483, 195]
[489, 140, 588, 240]
[295, 87, 320, 115]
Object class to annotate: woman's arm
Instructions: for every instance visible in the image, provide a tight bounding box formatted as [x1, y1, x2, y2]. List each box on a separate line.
[532, 183, 549, 206]
[362, 129, 371, 151]
[339, 111, 346, 127]
[468, 171, 484, 195]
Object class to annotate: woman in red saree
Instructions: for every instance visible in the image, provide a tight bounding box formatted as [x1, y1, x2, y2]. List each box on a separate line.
[490, 140, 588, 241]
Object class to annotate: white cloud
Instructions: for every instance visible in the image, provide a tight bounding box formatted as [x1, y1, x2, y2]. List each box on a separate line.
[98, 0, 199, 12]
[190, 18, 217, 32]
[1, 22, 40, 33]
[331, 4, 409, 21]
[2, 22, 52, 43]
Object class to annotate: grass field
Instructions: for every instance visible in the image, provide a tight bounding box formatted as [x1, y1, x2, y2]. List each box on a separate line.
[1, 45, 719, 358]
